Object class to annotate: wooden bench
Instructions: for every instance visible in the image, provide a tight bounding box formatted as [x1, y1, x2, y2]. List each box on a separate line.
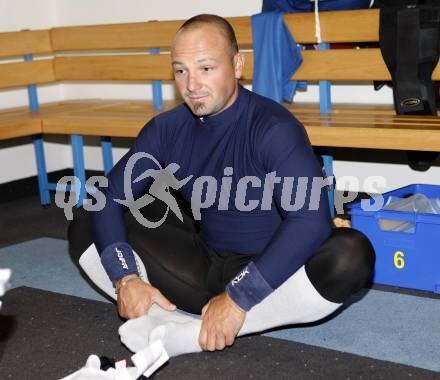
[2, 9, 440, 210]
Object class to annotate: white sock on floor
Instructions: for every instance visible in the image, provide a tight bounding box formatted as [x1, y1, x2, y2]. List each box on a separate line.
[0, 268, 12, 311]
[119, 266, 342, 356]
[59, 341, 168, 380]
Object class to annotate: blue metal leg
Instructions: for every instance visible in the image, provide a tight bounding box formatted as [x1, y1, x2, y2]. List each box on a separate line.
[152, 79, 164, 110]
[26, 84, 39, 112]
[24, 55, 40, 113]
[322, 154, 334, 215]
[71, 134, 87, 207]
[318, 43, 335, 218]
[32, 135, 51, 205]
[150, 48, 164, 111]
[101, 137, 114, 175]
[318, 86, 331, 115]
[25, 54, 51, 205]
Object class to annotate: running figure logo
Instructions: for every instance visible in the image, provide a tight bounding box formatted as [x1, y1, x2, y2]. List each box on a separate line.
[114, 152, 193, 228]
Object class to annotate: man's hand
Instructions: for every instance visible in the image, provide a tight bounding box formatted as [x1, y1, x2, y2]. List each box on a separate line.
[199, 292, 246, 351]
[116, 275, 176, 319]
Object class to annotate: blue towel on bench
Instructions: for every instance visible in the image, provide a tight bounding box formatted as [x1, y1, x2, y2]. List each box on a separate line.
[251, 12, 306, 104]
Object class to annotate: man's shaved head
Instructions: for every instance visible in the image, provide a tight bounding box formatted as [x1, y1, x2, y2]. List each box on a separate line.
[174, 14, 239, 56]
[171, 14, 244, 117]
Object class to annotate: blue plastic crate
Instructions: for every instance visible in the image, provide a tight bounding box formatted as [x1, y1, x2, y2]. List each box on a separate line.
[349, 184, 440, 294]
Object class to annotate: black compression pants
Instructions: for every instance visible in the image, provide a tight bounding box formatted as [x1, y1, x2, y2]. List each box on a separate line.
[68, 193, 375, 314]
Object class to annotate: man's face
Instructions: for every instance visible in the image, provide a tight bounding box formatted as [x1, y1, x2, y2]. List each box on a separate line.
[171, 24, 244, 117]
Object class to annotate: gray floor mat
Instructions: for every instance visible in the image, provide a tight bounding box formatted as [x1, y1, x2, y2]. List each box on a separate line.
[1, 287, 440, 380]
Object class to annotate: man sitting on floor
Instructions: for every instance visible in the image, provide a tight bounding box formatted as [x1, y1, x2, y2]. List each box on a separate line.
[68, 14, 375, 358]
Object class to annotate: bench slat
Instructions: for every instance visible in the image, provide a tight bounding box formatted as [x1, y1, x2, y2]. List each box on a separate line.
[0, 30, 52, 58]
[51, 48, 393, 82]
[303, 120, 440, 130]
[297, 114, 440, 126]
[0, 100, 122, 120]
[0, 118, 41, 140]
[294, 49, 390, 80]
[38, 100, 440, 126]
[54, 53, 255, 81]
[49, 10, 379, 53]
[51, 20, 181, 51]
[284, 9, 379, 44]
[43, 116, 145, 137]
[51, 17, 255, 51]
[306, 125, 440, 151]
[292, 48, 440, 81]
[0, 60, 56, 89]
[53, 49, 440, 83]
[54, 55, 173, 81]
[289, 104, 394, 115]
[42, 114, 440, 151]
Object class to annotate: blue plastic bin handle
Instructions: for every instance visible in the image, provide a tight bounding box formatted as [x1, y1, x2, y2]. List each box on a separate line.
[374, 211, 417, 223]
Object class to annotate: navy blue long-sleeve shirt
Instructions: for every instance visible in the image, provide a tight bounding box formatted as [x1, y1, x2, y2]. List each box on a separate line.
[91, 85, 332, 311]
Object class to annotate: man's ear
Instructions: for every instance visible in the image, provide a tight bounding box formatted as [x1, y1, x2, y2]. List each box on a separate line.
[233, 52, 245, 79]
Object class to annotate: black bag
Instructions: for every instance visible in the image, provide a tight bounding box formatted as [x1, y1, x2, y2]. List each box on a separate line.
[378, 0, 440, 171]
[378, 0, 440, 116]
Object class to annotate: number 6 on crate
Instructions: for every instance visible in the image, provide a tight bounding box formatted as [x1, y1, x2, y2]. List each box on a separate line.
[394, 251, 405, 270]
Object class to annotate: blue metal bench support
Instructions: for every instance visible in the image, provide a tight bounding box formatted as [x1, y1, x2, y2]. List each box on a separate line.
[317, 43, 335, 219]
[150, 48, 164, 111]
[101, 136, 114, 175]
[32, 135, 51, 205]
[24, 54, 51, 206]
[71, 134, 87, 207]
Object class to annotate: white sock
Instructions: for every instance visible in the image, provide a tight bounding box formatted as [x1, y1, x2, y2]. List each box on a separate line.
[239, 266, 341, 335]
[120, 315, 201, 357]
[119, 266, 342, 356]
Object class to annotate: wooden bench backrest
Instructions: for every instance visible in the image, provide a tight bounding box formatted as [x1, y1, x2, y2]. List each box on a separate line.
[51, 9, 440, 84]
[0, 29, 56, 89]
[2, 9, 440, 89]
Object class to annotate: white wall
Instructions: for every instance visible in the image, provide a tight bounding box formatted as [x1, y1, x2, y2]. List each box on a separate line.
[1, 0, 440, 193]
[55, 0, 261, 25]
[0, 0, 69, 183]
[0, 0, 56, 32]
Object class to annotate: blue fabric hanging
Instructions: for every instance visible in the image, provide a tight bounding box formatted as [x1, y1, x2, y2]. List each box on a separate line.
[251, 12, 307, 104]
